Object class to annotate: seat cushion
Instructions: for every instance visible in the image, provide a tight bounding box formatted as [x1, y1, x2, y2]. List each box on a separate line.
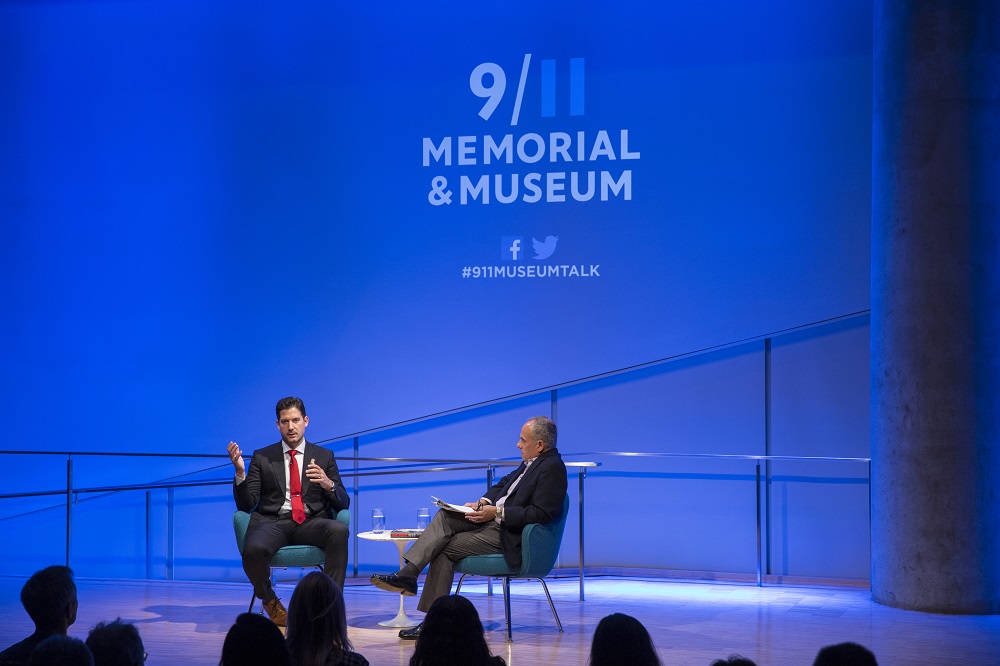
[269, 544, 325, 568]
[455, 553, 516, 576]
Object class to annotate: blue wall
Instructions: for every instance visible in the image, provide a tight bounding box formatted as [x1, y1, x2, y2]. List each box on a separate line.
[0, 1, 872, 582]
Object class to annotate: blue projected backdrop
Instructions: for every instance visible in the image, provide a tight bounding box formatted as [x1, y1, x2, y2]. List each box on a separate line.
[0, 1, 872, 451]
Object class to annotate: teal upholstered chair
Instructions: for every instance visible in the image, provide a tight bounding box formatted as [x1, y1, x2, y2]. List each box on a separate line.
[233, 509, 351, 612]
[454, 495, 569, 641]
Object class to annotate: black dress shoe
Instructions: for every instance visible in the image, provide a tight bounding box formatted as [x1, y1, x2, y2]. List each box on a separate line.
[370, 573, 418, 596]
[399, 622, 422, 640]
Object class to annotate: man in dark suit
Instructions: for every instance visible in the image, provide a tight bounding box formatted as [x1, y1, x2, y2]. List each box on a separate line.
[370, 415, 567, 639]
[228, 396, 350, 626]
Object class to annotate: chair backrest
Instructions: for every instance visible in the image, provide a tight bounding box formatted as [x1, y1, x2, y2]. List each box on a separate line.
[517, 495, 570, 578]
[232, 509, 350, 555]
[233, 510, 252, 553]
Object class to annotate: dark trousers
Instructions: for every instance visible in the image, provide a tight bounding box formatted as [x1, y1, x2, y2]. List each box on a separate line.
[242, 514, 349, 600]
[403, 509, 502, 612]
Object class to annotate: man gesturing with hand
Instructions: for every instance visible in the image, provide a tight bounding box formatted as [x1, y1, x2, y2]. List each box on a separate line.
[230, 396, 350, 626]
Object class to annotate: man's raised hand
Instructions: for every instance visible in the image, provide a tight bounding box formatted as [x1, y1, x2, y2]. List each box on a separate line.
[228, 441, 245, 478]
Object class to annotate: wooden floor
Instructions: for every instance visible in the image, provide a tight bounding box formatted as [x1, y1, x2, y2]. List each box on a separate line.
[1, 574, 999, 665]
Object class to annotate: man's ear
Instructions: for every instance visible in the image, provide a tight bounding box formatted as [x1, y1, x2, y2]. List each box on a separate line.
[65, 596, 78, 627]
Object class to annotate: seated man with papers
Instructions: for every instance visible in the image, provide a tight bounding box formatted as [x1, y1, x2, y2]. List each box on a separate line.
[370, 416, 567, 639]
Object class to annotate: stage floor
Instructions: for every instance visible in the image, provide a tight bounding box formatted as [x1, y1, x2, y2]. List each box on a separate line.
[1, 574, 998, 665]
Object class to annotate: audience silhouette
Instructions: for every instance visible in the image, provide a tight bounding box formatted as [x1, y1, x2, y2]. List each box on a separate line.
[27, 634, 93, 666]
[285, 572, 367, 666]
[219, 612, 292, 666]
[588, 612, 662, 666]
[408, 595, 505, 666]
[0, 565, 79, 666]
[86, 619, 145, 666]
[813, 641, 879, 666]
[710, 656, 758, 666]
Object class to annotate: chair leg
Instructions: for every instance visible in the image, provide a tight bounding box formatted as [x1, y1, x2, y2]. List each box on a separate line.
[502, 577, 513, 642]
[455, 573, 468, 594]
[536, 577, 563, 632]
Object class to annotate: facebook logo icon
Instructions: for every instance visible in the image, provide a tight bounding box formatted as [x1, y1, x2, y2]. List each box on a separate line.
[501, 236, 524, 261]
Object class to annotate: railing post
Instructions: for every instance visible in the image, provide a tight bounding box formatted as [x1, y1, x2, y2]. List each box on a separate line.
[145, 490, 152, 579]
[579, 466, 586, 601]
[65, 455, 73, 567]
[487, 464, 494, 597]
[166, 487, 174, 580]
[868, 459, 873, 564]
[353, 437, 360, 579]
[756, 461, 762, 587]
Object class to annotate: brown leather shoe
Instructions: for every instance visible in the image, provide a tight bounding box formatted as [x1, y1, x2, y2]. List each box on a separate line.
[263, 597, 287, 626]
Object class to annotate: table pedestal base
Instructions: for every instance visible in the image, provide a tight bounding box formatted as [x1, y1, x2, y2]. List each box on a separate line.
[378, 594, 421, 627]
[361, 531, 422, 628]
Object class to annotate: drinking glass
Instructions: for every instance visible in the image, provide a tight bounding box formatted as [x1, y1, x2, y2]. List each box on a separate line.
[371, 508, 385, 534]
[416, 507, 430, 530]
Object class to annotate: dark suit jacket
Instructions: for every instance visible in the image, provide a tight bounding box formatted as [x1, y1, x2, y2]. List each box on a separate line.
[484, 447, 567, 568]
[234, 441, 350, 528]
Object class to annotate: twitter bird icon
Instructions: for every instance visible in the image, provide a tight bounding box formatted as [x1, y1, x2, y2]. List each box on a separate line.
[532, 236, 559, 260]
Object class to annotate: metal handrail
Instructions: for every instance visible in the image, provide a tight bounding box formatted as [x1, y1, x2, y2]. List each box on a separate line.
[311, 310, 870, 445]
[0, 309, 873, 592]
[0, 449, 869, 597]
[0, 310, 869, 461]
[0, 451, 867, 501]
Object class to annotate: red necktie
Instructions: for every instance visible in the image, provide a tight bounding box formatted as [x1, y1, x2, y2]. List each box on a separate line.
[288, 450, 306, 524]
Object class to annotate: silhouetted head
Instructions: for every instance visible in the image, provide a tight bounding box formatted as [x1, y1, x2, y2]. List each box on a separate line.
[711, 656, 758, 666]
[28, 634, 93, 666]
[286, 572, 353, 666]
[409, 595, 502, 666]
[86, 618, 145, 666]
[813, 641, 878, 666]
[588, 613, 661, 666]
[21, 565, 77, 633]
[219, 613, 291, 666]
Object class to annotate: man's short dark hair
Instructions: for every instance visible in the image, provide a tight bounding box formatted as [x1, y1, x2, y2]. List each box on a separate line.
[276, 397, 307, 419]
[528, 416, 558, 450]
[86, 619, 145, 666]
[21, 565, 76, 629]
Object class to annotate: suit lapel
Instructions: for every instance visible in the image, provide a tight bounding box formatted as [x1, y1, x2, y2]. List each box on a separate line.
[507, 450, 551, 501]
[300, 441, 312, 494]
[502, 462, 527, 495]
[270, 444, 286, 498]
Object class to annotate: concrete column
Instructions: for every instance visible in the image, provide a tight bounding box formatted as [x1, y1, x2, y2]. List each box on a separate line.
[871, 0, 1000, 613]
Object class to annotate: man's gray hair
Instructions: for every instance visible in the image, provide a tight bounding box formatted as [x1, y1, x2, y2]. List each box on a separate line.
[527, 416, 558, 450]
